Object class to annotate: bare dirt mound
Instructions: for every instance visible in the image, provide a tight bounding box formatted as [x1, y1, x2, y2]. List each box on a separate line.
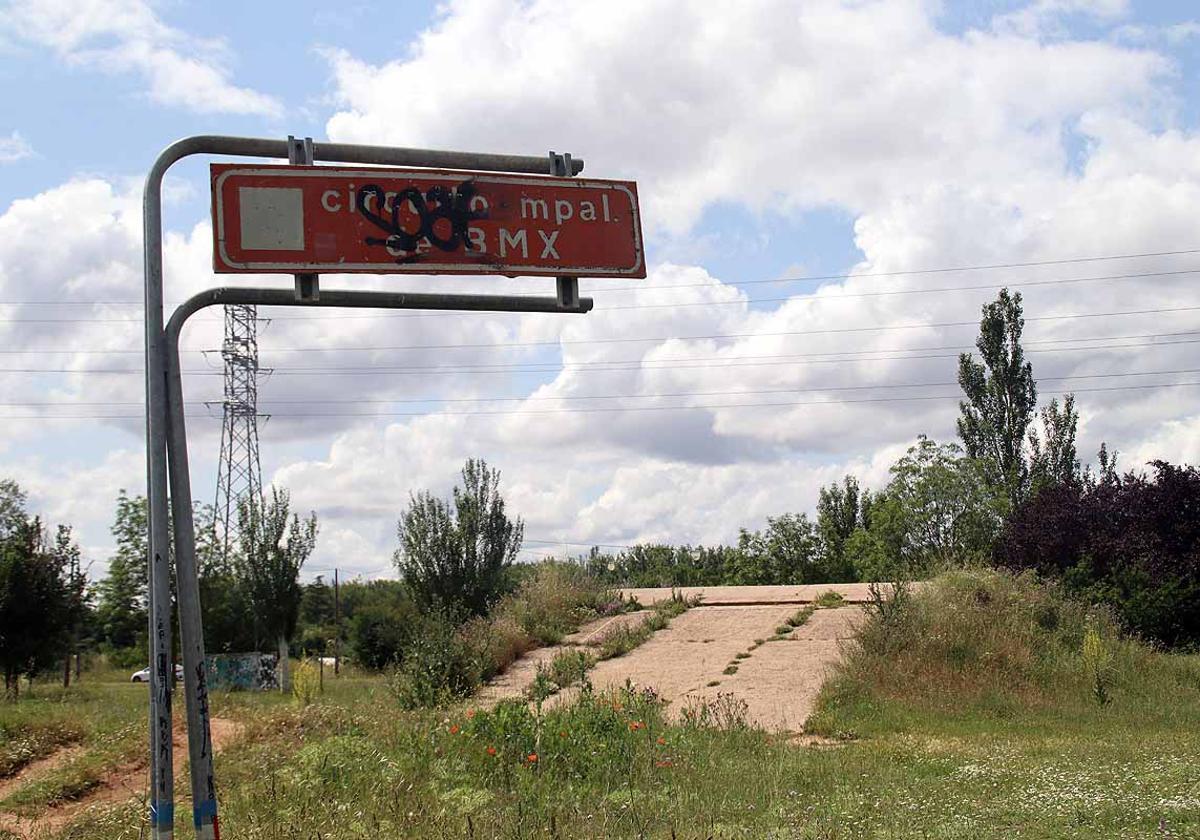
[0, 717, 244, 839]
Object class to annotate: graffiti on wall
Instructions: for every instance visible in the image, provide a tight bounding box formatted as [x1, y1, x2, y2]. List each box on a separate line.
[205, 653, 279, 691]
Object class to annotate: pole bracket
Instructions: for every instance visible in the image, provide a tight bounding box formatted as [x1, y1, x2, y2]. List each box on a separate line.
[289, 135, 320, 301]
[550, 151, 579, 310]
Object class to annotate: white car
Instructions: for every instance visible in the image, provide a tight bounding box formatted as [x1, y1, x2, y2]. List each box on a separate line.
[131, 664, 184, 683]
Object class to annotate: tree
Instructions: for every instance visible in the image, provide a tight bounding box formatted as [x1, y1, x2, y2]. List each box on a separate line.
[95, 491, 150, 651]
[348, 585, 419, 670]
[236, 487, 318, 692]
[957, 288, 1038, 509]
[816, 475, 861, 579]
[0, 515, 68, 699]
[850, 437, 1004, 578]
[300, 575, 336, 627]
[0, 479, 28, 542]
[1029, 394, 1081, 492]
[734, 514, 828, 584]
[50, 525, 88, 687]
[996, 459, 1200, 648]
[395, 459, 523, 617]
[193, 502, 256, 654]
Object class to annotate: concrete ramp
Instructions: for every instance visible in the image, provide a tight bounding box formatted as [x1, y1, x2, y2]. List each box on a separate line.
[619, 583, 876, 607]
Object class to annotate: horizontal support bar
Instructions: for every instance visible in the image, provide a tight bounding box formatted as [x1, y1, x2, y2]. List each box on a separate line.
[166, 286, 592, 341]
[153, 135, 584, 176]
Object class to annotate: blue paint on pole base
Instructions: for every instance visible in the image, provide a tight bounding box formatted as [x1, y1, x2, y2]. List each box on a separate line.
[194, 798, 218, 827]
[150, 800, 174, 825]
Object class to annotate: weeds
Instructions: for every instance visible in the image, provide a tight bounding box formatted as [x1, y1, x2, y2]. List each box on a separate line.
[595, 592, 697, 661]
[528, 649, 596, 701]
[813, 590, 845, 608]
[680, 692, 750, 731]
[292, 659, 320, 706]
[1083, 624, 1114, 706]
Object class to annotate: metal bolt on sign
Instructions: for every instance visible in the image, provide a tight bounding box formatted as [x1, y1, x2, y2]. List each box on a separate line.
[143, 135, 643, 838]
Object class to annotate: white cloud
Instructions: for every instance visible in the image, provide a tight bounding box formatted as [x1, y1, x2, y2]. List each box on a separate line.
[5, 0, 1200, 580]
[993, 0, 1131, 38]
[0, 0, 282, 116]
[323, 0, 1164, 236]
[0, 130, 32, 163]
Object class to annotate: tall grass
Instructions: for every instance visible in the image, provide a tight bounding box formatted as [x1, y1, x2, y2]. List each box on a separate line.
[807, 567, 1187, 738]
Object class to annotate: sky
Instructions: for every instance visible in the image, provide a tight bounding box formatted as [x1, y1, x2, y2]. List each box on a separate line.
[2, 0, 1200, 583]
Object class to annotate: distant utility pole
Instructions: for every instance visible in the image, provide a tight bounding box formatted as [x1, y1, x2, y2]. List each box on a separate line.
[213, 304, 266, 562]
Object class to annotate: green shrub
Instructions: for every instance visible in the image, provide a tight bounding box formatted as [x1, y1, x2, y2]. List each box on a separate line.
[388, 611, 479, 709]
[350, 599, 419, 670]
[547, 649, 595, 690]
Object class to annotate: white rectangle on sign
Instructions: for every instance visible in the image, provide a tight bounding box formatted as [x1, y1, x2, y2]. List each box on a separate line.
[238, 187, 305, 251]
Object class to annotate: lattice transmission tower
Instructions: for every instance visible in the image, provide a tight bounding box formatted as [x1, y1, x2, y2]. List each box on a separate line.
[213, 304, 266, 562]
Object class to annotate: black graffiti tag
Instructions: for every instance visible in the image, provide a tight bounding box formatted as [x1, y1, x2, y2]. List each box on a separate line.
[357, 181, 487, 259]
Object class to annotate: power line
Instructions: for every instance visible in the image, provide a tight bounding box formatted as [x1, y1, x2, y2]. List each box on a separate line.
[4, 381, 1198, 420]
[6, 326, 1198, 358]
[257, 304, 1200, 341]
[4, 335, 1198, 377]
[4, 366, 1195, 409]
[524, 538, 637, 550]
[3, 246, 1200, 306]
[1, 304, 1195, 362]
[0, 265, 1198, 323]
[6, 326, 1199, 363]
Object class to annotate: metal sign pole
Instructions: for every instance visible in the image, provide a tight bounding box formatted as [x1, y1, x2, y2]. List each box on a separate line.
[143, 135, 594, 839]
[143, 149, 177, 840]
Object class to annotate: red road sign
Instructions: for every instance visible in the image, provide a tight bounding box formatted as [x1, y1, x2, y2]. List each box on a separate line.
[211, 164, 645, 278]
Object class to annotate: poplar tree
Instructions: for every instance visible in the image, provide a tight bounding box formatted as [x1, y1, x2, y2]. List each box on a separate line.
[236, 488, 318, 692]
[957, 289, 1038, 509]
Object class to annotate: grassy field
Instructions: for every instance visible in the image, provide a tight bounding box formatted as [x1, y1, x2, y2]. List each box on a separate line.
[2, 571, 1198, 839]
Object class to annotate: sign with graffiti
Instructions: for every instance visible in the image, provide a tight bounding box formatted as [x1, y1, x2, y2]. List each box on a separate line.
[205, 653, 279, 692]
[210, 164, 645, 278]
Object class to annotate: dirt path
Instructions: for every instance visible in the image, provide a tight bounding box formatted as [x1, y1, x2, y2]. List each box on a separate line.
[476, 596, 862, 734]
[0, 717, 243, 839]
[0, 747, 87, 804]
